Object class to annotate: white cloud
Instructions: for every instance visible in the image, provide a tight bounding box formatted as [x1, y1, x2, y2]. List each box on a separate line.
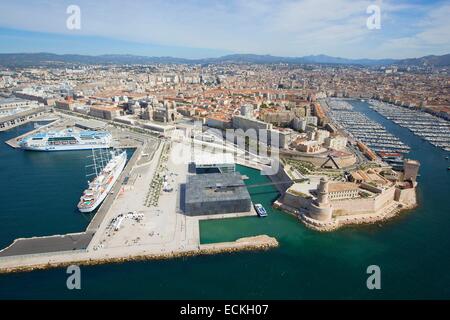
[0, 0, 448, 58]
[373, 2, 450, 58]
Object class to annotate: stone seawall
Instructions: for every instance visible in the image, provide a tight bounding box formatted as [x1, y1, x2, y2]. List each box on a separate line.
[0, 235, 278, 274]
[275, 190, 418, 232]
[331, 186, 396, 216]
[299, 200, 418, 232]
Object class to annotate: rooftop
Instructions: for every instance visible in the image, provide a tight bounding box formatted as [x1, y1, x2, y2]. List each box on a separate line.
[90, 105, 122, 111]
[75, 119, 107, 130]
[185, 173, 250, 204]
[194, 152, 235, 166]
[328, 182, 359, 193]
[405, 159, 420, 165]
[0, 97, 27, 106]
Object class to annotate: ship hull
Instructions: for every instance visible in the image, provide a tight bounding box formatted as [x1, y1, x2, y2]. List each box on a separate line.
[19, 129, 112, 152]
[20, 144, 111, 152]
[77, 152, 127, 213]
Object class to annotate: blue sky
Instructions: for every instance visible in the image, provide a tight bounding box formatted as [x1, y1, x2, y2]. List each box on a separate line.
[0, 0, 449, 59]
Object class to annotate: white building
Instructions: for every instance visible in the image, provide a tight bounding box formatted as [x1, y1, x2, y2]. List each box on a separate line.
[240, 104, 254, 118]
[194, 152, 235, 174]
[324, 136, 347, 150]
[328, 182, 359, 200]
[293, 117, 307, 132]
[315, 129, 330, 144]
[305, 116, 318, 126]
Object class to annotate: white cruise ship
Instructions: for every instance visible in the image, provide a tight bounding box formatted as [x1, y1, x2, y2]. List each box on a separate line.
[78, 150, 127, 213]
[19, 129, 112, 151]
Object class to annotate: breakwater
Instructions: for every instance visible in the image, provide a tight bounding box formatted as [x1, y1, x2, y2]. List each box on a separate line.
[0, 235, 278, 274]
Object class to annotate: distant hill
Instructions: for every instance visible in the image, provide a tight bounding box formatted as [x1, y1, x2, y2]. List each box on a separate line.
[395, 54, 450, 67]
[0, 52, 448, 67]
[202, 54, 396, 65]
[301, 54, 397, 66]
[0, 53, 192, 66]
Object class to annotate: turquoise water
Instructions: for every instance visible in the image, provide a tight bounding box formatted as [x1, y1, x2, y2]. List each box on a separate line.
[0, 101, 449, 299]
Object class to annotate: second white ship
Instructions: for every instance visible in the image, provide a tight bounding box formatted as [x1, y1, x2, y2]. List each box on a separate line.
[77, 150, 127, 213]
[19, 129, 112, 151]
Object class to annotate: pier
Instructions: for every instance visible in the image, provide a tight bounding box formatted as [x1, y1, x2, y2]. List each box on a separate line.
[369, 100, 450, 152]
[0, 235, 278, 274]
[86, 142, 144, 232]
[0, 232, 93, 257]
[324, 99, 410, 155]
[0, 120, 280, 273]
[0, 142, 144, 258]
[0, 117, 152, 259]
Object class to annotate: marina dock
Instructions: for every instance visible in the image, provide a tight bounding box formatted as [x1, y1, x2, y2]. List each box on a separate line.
[325, 99, 410, 155]
[369, 100, 450, 152]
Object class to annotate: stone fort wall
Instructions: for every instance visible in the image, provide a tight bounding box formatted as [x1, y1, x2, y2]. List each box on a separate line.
[331, 186, 396, 216]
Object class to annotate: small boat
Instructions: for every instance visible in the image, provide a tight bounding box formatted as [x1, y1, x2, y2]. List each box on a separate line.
[254, 203, 268, 217]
